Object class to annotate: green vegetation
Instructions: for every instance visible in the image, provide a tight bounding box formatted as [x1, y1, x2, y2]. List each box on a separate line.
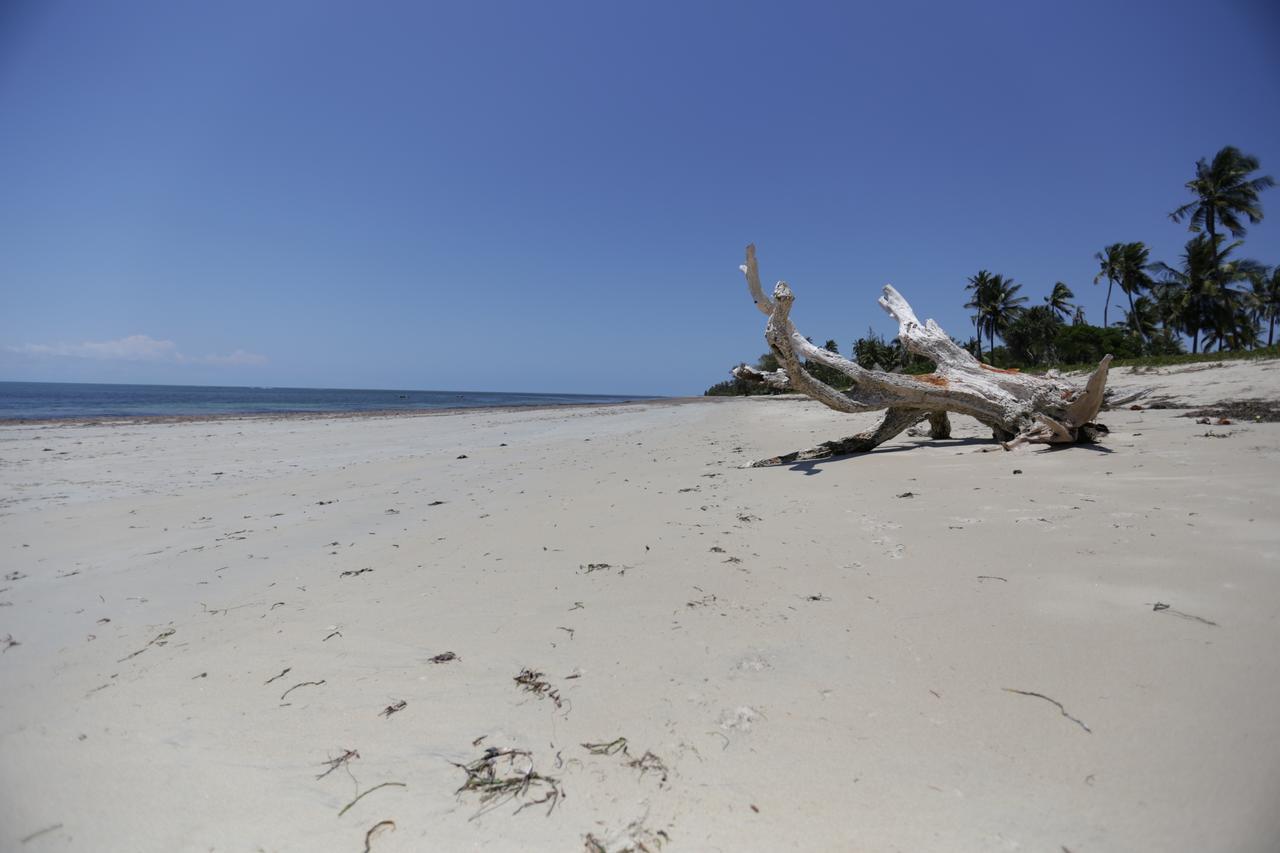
[707, 144, 1277, 395]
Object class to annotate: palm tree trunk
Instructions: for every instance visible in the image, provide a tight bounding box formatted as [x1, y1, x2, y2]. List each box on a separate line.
[1270, 316, 1275, 347]
[1125, 288, 1142, 340]
[1104, 280, 1113, 328]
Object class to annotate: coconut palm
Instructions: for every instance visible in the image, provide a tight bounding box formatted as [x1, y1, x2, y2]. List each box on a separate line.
[1113, 242, 1154, 339]
[1119, 295, 1160, 342]
[1248, 267, 1280, 347]
[1169, 146, 1275, 242]
[1004, 304, 1062, 366]
[1150, 235, 1260, 353]
[978, 274, 1027, 356]
[1094, 244, 1124, 328]
[1203, 289, 1260, 352]
[1044, 282, 1075, 321]
[964, 270, 998, 359]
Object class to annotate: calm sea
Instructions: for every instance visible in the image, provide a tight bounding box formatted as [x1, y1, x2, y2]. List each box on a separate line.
[0, 381, 657, 421]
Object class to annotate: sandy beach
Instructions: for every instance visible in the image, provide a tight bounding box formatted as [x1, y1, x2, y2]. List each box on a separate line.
[2, 360, 1279, 853]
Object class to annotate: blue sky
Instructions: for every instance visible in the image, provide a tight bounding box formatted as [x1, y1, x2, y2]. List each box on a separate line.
[2, 0, 1278, 396]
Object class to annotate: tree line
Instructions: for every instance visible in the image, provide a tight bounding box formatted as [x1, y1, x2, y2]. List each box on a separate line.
[709, 145, 1278, 396]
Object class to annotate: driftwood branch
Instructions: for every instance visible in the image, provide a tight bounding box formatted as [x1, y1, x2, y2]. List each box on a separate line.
[737, 245, 1116, 465]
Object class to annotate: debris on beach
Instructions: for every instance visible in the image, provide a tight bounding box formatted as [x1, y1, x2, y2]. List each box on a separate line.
[428, 651, 458, 664]
[340, 567, 374, 578]
[584, 818, 671, 851]
[280, 679, 326, 702]
[339, 782, 406, 817]
[264, 666, 292, 685]
[452, 746, 563, 817]
[1185, 400, 1280, 423]
[379, 700, 407, 718]
[514, 668, 563, 708]
[1152, 602, 1218, 626]
[1002, 688, 1090, 733]
[625, 750, 669, 784]
[315, 747, 360, 780]
[582, 737, 629, 756]
[361, 819, 395, 852]
[117, 626, 175, 662]
[580, 562, 628, 575]
[19, 824, 63, 845]
[2, 634, 18, 653]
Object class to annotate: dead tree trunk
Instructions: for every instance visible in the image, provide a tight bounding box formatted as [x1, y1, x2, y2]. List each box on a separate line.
[734, 245, 1114, 466]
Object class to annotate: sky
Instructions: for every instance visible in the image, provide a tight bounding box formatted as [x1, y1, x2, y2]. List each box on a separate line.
[2, 0, 1278, 396]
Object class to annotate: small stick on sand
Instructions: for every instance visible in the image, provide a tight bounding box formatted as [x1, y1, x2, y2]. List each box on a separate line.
[316, 748, 359, 780]
[264, 667, 292, 685]
[1003, 688, 1091, 733]
[281, 680, 326, 701]
[581, 737, 628, 756]
[362, 820, 395, 853]
[338, 782, 406, 817]
[117, 627, 175, 662]
[1152, 602, 1218, 626]
[20, 823, 62, 844]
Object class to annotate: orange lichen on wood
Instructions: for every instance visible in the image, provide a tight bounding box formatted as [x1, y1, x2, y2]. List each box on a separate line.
[979, 363, 1021, 374]
[913, 373, 950, 388]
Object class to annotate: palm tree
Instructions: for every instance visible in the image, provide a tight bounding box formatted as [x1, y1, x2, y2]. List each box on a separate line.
[985, 275, 1027, 355]
[1117, 242, 1153, 339]
[964, 270, 997, 359]
[1203, 289, 1260, 352]
[1044, 282, 1075, 321]
[1150, 235, 1260, 353]
[1094, 244, 1124, 328]
[1170, 146, 1275, 242]
[1249, 267, 1280, 347]
[1004, 304, 1062, 366]
[1119, 295, 1160, 342]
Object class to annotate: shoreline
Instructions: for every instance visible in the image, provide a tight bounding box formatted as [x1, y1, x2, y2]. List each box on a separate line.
[0, 395, 717, 428]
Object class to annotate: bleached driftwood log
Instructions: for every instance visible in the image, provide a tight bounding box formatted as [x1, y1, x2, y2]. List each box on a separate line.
[735, 245, 1113, 466]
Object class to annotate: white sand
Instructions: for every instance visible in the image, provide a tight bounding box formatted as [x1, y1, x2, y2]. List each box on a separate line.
[2, 362, 1279, 852]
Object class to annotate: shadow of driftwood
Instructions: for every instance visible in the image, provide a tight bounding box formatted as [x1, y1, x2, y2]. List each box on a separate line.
[775, 437, 999, 474]
[772, 434, 1115, 472]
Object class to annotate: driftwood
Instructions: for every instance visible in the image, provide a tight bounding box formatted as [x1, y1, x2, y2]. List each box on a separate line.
[735, 245, 1114, 466]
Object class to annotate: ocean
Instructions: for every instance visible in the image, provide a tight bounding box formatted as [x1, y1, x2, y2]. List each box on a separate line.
[0, 381, 656, 421]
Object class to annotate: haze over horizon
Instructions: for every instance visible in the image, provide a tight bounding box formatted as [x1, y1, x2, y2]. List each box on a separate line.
[3, 0, 1278, 396]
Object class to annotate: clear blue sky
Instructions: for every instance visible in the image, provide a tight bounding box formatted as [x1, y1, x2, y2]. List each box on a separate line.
[2, 0, 1278, 396]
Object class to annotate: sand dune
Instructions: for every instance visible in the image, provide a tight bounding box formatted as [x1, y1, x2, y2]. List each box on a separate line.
[2, 362, 1279, 852]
